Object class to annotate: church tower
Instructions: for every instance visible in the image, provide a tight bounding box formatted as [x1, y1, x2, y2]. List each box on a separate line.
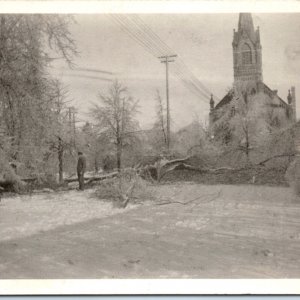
[211, 13, 296, 131]
[232, 13, 263, 93]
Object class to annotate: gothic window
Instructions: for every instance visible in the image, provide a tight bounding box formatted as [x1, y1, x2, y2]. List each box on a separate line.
[241, 43, 252, 65]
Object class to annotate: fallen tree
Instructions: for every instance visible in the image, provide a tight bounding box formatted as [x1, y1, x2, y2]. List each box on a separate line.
[1, 152, 296, 193]
[0, 173, 120, 195]
[139, 156, 191, 182]
[139, 152, 297, 183]
[93, 168, 150, 208]
[258, 153, 295, 166]
[139, 156, 248, 182]
[64, 171, 119, 184]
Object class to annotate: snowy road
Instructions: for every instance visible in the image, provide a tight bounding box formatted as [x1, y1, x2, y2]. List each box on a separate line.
[0, 189, 137, 242]
[1, 183, 300, 279]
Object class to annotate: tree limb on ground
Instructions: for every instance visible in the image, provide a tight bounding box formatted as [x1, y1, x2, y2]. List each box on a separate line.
[146, 152, 297, 181]
[141, 156, 191, 182]
[119, 174, 139, 208]
[166, 163, 247, 173]
[258, 153, 296, 166]
[1, 152, 295, 193]
[0, 171, 119, 191]
[156, 189, 222, 206]
[63, 171, 118, 184]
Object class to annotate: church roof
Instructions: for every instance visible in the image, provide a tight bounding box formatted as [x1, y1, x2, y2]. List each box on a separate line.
[215, 90, 234, 110]
[215, 83, 289, 111]
[263, 84, 289, 108]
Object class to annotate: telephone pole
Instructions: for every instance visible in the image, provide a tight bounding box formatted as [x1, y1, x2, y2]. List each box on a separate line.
[158, 54, 177, 150]
[68, 106, 76, 147]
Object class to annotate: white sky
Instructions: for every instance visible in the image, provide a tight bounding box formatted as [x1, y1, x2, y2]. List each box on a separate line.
[50, 13, 300, 130]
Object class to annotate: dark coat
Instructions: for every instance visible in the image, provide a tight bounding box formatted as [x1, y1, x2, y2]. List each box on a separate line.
[77, 154, 87, 174]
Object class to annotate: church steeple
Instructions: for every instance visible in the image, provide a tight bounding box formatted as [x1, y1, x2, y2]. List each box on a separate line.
[238, 13, 256, 42]
[232, 13, 263, 92]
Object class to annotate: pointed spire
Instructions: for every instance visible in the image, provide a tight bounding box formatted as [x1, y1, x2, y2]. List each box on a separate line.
[238, 13, 254, 32]
[287, 89, 292, 105]
[210, 94, 215, 112]
[237, 13, 256, 42]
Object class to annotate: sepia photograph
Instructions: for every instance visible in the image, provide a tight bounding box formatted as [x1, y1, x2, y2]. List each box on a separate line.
[0, 1, 300, 294]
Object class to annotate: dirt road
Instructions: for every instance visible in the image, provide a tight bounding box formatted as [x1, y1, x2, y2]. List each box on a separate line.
[1, 183, 300, 278]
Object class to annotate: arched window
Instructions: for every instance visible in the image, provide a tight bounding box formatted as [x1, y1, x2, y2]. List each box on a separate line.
[241, 43, 252, 65]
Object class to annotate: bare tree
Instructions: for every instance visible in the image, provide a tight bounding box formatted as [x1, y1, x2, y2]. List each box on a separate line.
[0, 15, 77, 177]
[212, 90, 271, 165]
[79, 121, 109, 173]
[90, 80, 139, 171]
[47, 81, 74, 183]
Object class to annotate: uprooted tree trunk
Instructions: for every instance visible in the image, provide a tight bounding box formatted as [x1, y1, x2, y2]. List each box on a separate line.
[140, 156, 191, 182]
[139, 152, 297, 183]
[139, 156, 251, 182]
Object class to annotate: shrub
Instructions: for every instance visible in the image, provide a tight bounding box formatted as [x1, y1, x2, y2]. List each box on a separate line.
[30, 172, 60, 190]
[285, 157, 300, 196]
[93, 168, 153, 207]
[0, 154, 25, 193]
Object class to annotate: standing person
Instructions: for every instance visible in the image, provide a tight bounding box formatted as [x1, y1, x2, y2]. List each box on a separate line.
[77, 151, 86, 191]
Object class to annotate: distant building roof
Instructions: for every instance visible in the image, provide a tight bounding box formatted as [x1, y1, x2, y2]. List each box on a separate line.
[214, 90, 234, 110]
[214, 83, 289, 111]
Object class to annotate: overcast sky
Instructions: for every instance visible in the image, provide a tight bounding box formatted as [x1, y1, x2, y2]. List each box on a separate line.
[50, 13, 300, 130]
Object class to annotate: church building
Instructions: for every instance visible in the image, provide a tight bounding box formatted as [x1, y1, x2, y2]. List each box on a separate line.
[209, 13, 296, 130]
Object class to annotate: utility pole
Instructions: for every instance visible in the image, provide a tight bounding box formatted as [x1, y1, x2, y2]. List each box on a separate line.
[158, 54, 177, 150]
[68, 106, 76, 147]
[72, 108, 76, 147]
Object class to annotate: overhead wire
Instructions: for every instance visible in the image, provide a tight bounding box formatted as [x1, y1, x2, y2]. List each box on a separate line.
[121, 14, 211, 101]
[109, 14, 161, 57]
[108, 14, 214, 103]
[131, 15, 212, 94]
[131, 14, 216, 101]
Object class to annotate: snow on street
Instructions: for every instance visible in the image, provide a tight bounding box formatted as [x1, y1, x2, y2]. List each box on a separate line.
[1, 183, 300, 279]
[0, 189, 137, 242]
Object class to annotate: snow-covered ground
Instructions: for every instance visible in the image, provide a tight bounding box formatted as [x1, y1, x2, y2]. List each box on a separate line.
[1, 183, 300, 279]
[0, 189, 137, 242]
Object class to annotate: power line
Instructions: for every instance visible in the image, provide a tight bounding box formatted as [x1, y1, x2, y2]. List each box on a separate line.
[109, 14, 161, 57]
[112, 15, 208, 141]
[130, 15, 172, 56]
[108, 14, 214, 103]
[131, 14, 215, 100]
[121, 14, 209, 99]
